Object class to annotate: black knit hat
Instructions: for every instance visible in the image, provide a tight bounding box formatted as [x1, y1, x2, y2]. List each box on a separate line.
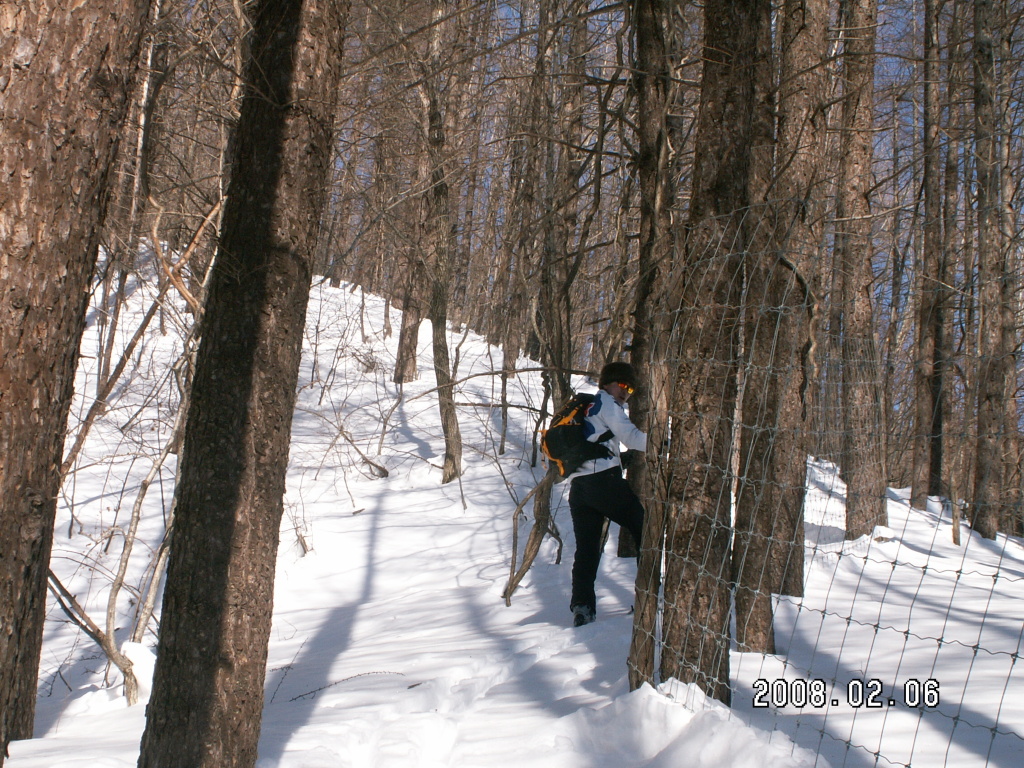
[599, 362, 637, 388]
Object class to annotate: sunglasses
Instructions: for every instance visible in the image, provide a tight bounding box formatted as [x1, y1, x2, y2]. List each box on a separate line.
[616, 382, 635, 395]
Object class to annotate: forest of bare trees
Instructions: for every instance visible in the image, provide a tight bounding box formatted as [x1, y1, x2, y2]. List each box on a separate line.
[3, 0, 1023, 764]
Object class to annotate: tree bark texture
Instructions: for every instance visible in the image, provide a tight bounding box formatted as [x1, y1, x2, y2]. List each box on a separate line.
[392, 138, 424, 385]
[136, 0, 347, 765]
[911, 0, 947, 509]
[942, 1, 967, 526]
[659, 0, 773, 705]
[0, 0, 150, 759]
[971, 0, 1013, 539]
[509, 0, 584, 405]
[394, 283, 423, 384]
[732, 0, 826, 653]
[627, 0, 675, 692]
[837, 0, 888, 540]
[419, 0, 463, 484]
[538, 2, 587, 403]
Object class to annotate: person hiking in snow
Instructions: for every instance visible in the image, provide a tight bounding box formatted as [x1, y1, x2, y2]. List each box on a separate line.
[567, 361, 647, 627]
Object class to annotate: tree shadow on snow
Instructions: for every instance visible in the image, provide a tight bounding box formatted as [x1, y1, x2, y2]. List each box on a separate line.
[748, 616, 1023, 768]
[256, 486, 384, 764]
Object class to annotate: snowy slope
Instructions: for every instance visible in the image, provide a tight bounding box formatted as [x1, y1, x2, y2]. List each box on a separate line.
[9, 277, 1022, 767]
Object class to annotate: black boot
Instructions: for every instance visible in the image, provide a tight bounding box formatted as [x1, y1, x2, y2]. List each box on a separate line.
[572, 605, 595, 627]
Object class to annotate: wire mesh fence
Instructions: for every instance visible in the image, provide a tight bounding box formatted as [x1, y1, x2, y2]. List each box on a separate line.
[626, 207, 1024, 768]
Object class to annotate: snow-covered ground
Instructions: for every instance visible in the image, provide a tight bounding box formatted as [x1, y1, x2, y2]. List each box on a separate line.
[9, 277, 1023, 767]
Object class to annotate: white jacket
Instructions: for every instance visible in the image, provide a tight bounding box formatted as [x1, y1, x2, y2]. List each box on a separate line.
[569, 388, 648, 479]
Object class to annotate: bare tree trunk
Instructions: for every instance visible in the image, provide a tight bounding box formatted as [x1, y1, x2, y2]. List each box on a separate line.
[540, 1, 588, 401]
[0, 1, 150, 761]
[998, 51, 1021, 535]
[837, 0, 888, 540]
[970, 0, 1011, 540]
[394, 283, 423, 384]
[627, 0, 675, 692]
[512, 0, 583, 404]
[880, 119, 908, 477]
[418, 0, 463, 484]
[732, 0, 826, 654]
[97, 266, 130, 398]
[943, 0, 970, 539]
[99, 0, 169, 323]
[500, 0, 578, 520]
[912, 0, 947, 510]
[137, 0, 348, 764]
[659, 0, 773, 705]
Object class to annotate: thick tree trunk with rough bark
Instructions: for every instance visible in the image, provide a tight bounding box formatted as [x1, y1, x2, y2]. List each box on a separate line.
[627, 0, 674, 692]
[731, 0, 825, 654]
[136, 1, 347, 765]
[971, 0, 1013, 539]
[0, 1, 149, 761]
[837, 0, 888, 540]
[659, 0, 773, 705]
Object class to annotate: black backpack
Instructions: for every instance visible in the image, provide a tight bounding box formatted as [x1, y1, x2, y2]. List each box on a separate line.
[541, 393, 614, 479]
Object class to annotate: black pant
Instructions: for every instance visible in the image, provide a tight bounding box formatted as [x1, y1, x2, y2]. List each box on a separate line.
[568, 467, 645, 614]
